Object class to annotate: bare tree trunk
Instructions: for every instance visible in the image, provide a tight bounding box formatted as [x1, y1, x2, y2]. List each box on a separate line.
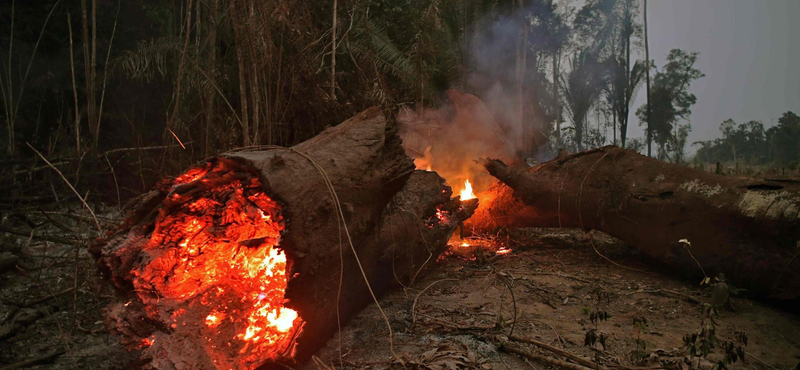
[90, 0, 96, 152]
[515, 0, 526, 155]
[622, 24, 631, 148]
[80, 0, 95, 157]
[4, 1, 14, 155]
[644, 0, 652, 157]
[247, 1, 261, 143]
[553, 50, 560, 147]
[230, 0, 250, 146]
[67, 13, 80, 156]
[330, 0, 337, 99]
[203, 0, 219, 157]
[169, 0, 194, 132]
[612, 108, 617, 145]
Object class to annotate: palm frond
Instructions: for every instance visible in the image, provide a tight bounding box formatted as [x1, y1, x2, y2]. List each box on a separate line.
[118, 37, 183, 81]
[349, 18, 418, 85]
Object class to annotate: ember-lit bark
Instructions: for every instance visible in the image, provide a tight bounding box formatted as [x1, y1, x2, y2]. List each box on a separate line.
[371, 171, 478, 289]
[94, 108, 475, 369]
[479, 146, 800, 300]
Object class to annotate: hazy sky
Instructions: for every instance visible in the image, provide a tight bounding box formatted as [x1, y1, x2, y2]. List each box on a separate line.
[624, 0, 799, 152]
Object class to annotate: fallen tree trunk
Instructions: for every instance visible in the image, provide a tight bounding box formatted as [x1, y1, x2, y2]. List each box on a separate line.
[93, 107, 475, 370]
[478, 146, 800, 300]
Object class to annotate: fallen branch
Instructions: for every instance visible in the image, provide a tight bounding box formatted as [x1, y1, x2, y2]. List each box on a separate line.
[0, 226, 76, 245]
[509, 335, 608, 370]
[0, 349, 66, 370]
[499, 341, 594, 370]
[23, 287, 76, 308]
[25, 143, 101, 232]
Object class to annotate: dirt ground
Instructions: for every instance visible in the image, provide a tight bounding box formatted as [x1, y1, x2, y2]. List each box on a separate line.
[1, 207, 799, 370]
[305, 229, 800, 370]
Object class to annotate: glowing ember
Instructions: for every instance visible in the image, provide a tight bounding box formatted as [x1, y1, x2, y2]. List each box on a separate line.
[496, 247, 511, 255]
[460, 179, 476, 200]
[133, 160, 302, 369]
[461, 242, 470, 248]
[205, 311, 225, 328]
[140, 336, 155, 348]
[435, 208, 448, 223]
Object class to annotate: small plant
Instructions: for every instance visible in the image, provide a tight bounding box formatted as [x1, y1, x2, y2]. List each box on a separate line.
[584, 287, 612, 368]
[683, 303, 747, 370]
[683, 303, 718, 358]
[630, 316, 648, 363]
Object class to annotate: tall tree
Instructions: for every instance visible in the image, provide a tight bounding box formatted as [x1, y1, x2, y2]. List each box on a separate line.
[609, 0, 644, 148]
[636, 49, 704, 160]
[561, 47, 606, 151]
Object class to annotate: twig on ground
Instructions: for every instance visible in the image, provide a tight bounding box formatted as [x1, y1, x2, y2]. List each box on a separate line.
[494, 270, 518, 337]
[411, 279, 459, 328]
[509, 335, 608, 370]
[420, 315, 499, 331]
[21, 287, 75, 307]
[25, 143, 102, 232]
[0, 226, 76, 245]
[104, 154, 121, 210]
[37, 209, 76, 233]
[532, 320, 567, 349]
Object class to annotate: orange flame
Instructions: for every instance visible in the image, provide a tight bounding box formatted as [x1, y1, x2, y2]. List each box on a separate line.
[460, 179, 475, 200]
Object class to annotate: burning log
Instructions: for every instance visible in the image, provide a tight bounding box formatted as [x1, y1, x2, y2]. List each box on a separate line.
[372, 171, 479, 288]
[479, 146, 800, 300]
[93, 108, 475, 369]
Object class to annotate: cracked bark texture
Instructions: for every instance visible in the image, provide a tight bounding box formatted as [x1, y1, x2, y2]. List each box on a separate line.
[477, 146, 800, 300]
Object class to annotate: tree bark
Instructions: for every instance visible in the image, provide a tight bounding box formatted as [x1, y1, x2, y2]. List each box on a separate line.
[478, 146, 800, 300]
[644, 0, 652, 157]
[93, 108, 476, 369]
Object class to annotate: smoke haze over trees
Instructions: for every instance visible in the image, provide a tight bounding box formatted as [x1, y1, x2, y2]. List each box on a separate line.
[0, 0, 796, 200]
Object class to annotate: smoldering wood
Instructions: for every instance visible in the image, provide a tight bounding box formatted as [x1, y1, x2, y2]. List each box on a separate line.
[372, 171, 479, 290]
[93, 107, 475, 369]
[478, 146, 800, 300]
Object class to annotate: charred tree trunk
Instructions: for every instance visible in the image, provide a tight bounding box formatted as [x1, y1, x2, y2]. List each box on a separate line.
[93, 108, 475, 369]
[372, 171, 478, 290]
[479, 146, 800, 300]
